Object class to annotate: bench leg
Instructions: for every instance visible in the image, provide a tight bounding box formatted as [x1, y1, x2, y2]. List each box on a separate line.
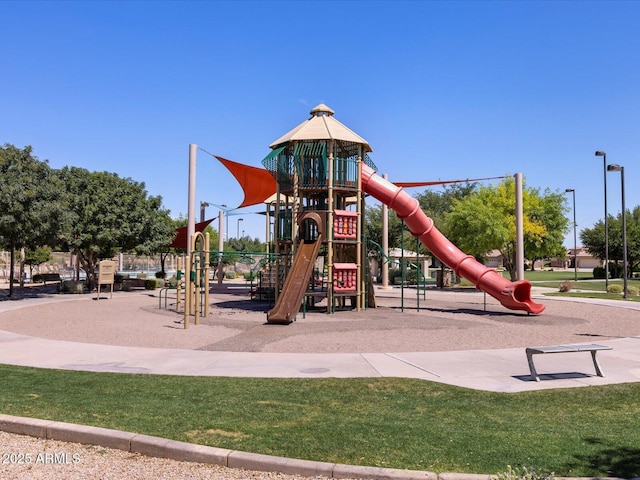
[591, 350, 605, 377]
[526, 351, 540, 382]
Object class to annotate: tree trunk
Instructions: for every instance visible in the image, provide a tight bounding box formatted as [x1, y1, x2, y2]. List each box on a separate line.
[8, 243, 14, 297]
[19, 247, 25, 288]
[75, 248, 98, 292]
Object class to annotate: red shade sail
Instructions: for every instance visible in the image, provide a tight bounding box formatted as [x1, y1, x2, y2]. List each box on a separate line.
[167, 219, 213, 249]
[215, 156, 277, 208]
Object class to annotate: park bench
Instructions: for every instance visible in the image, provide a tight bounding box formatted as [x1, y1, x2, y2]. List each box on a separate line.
[40, 273, 62, 286]
[525, 344, 612, 382]
[122, 278, 147, 289]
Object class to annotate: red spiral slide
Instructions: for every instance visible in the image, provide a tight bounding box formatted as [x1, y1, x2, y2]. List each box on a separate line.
[361, 164, 545, 314]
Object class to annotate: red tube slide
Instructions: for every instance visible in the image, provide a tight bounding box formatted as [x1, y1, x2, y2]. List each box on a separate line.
[361, 164, 545, 314]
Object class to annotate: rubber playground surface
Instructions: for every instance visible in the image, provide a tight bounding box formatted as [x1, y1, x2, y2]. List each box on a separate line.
[0, 282, 639, 393]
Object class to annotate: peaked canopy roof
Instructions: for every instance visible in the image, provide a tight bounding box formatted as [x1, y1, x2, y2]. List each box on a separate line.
[269, 104, 372, 152]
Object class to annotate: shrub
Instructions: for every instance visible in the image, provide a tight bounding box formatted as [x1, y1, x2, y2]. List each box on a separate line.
[389, 268, 402, 285]
[114, 273, 124, 284]
[594, 263, 621, 279]
[558, 281, 572, 292]
[389, 268, 423, 285]
[58, 280, 86, 294]
[607, 284, 623, 294]
[405, 269, 418, 284]
[224, 271, 236, 279]
[155, 270, 167, 279]
[144, 279, 160, 290]
[493, 465, 554, 480]
[243, 271, 256, 281]
[627, 285, 639, 296]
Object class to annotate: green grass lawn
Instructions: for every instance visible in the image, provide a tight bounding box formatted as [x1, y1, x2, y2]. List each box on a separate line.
[503, 270, 640, 301]
[1, 364, 639, 477]
[522, 270, 595, 282]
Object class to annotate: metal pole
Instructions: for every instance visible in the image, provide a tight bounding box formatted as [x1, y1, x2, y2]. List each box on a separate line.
[596, 151, 609, 289]
[381, 173, 390, 288]
[621, 166, 628, 299]
[565, 189, 577, 282]
[217, 210, 224, 286]
[416, 236, 420, 312]
[572, 191, 577, 282]
[237, 218, 243, 239]
[607, 164, 627, 299]
[200, 201, 209, 223]
[401, 220, 405, 312]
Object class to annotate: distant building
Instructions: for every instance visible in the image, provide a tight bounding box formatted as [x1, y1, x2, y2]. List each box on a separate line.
[485, 247, 601, 270]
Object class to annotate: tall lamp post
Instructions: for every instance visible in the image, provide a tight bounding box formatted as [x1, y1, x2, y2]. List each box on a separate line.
[200, 201, 210, 223]
[237, 218, 244, 239]
[607, 164, 627, 299]
[565, 189, 577, 281]
[595, 151, 609, 289]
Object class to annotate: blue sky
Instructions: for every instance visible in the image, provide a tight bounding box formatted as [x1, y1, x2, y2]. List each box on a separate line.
[2, 0, 639, 246]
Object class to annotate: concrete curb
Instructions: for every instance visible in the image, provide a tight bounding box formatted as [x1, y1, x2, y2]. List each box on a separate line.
[0, 414, 634, 480]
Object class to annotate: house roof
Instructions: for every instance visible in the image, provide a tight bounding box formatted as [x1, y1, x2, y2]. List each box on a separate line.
[269, 104, 372, 152]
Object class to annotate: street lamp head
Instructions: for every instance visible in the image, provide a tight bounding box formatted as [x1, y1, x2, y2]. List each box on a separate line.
[595, 151, 606, 157]
[607, 164, 623, 172]
[565, 188, 574, 193]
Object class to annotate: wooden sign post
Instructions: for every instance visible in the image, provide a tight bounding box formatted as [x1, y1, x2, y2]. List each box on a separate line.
[97, 260, 116, 300]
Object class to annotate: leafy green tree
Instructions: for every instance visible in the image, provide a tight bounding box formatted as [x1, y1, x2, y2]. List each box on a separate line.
[56, 167, 174, 289]
[0, 144, 67, 295]
[580, 219, 606, 264]
[24, 246, 52, 279]
[365, 203, 404, 261]
[365, 182, 478, 263]
[581, 206, 640, 277]
[445, 176, 570, 281]
[524, 189, 570, 270]
[226, 236, 264, 253]
[415, 183, 479, 228]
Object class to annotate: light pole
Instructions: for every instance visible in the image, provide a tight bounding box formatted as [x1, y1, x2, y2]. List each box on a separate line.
[200, 201, 210, 223]
[607, 164, 627, 299]
[595, 151, 609, 288]
[237, 218, 244, 239]
[565, 189, 577, 281]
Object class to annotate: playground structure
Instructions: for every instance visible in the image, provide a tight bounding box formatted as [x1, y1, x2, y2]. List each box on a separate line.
[251, 104, 545, 323]
[185, 104, 545, 323]
[261, 104, 374, 323]
[360, 165, 545, 314]
[181, 230, 211, 328]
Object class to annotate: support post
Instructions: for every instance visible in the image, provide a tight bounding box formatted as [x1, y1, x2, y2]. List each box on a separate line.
[515, 173, 525, 281]
[381, 173, 390, 289]
[217, 210, 224, 286]
[187, 144, 197, 260]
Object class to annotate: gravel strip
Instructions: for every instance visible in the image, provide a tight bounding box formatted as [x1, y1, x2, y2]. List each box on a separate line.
[0, 431, 354, 480]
